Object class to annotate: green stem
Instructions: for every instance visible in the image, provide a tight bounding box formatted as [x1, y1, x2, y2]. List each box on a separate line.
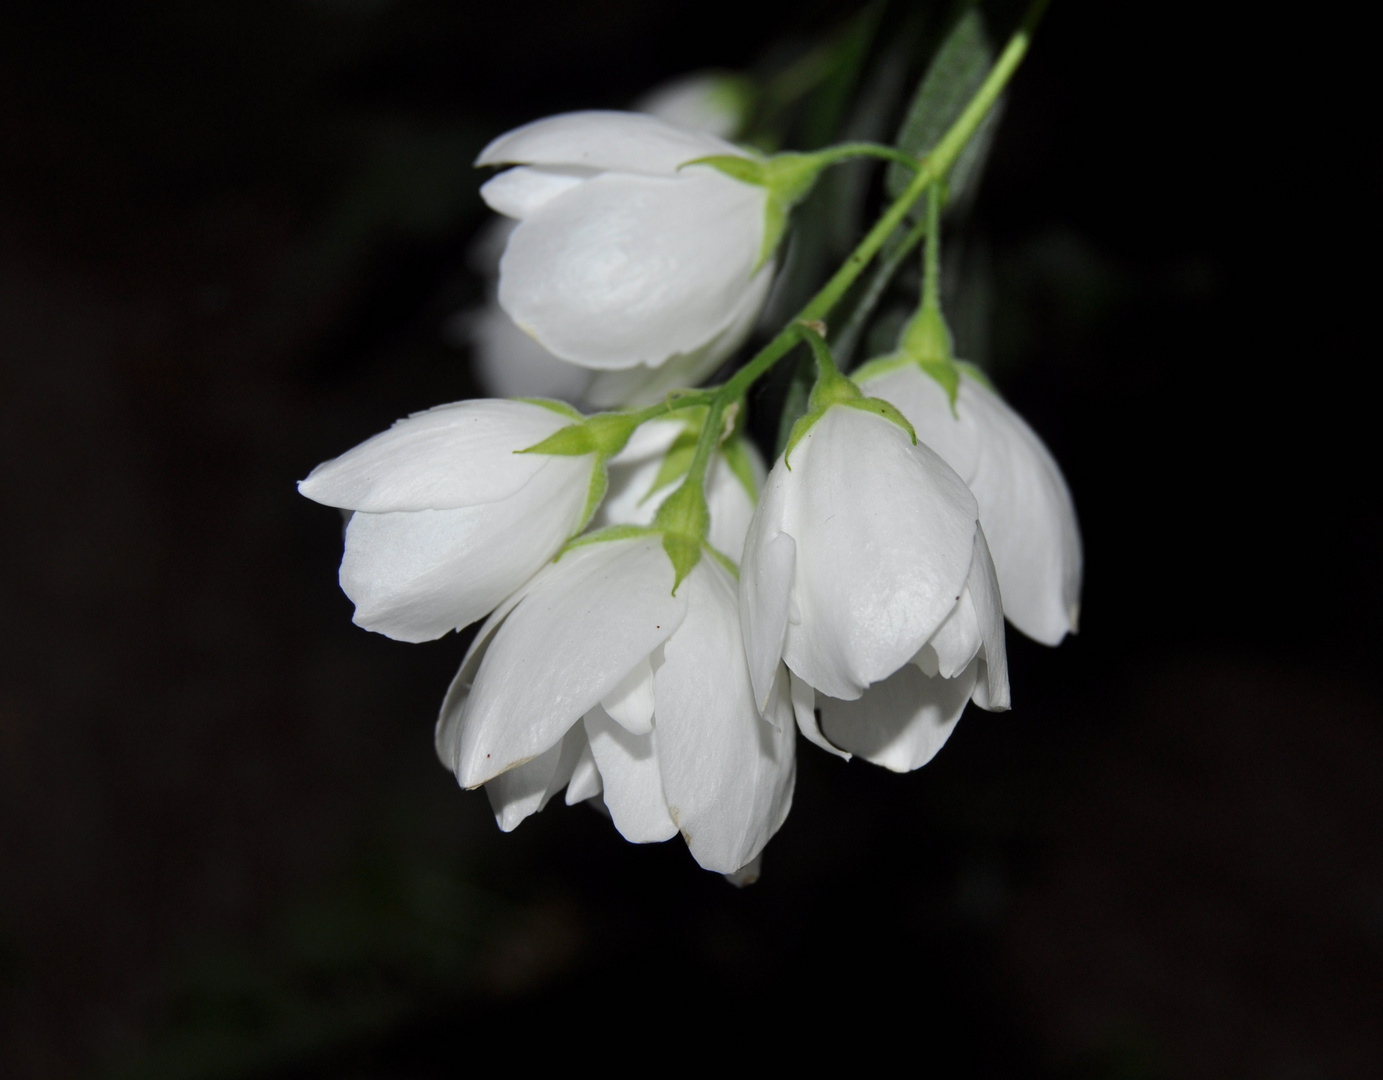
[809, 142, 922, 171]
[832, 212, 929, 368]
[921, 180, 944, 315]
[677, 0, 1046, 489]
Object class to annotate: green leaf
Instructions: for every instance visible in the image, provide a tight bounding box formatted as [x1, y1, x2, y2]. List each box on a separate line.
[886, 6, 995, 209]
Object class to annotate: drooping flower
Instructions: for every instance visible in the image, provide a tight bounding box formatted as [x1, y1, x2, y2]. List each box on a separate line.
[455, 74, 755, 406]
[297, 398, 598, 643]
[853, 358, 1082, 644]
[434, 534, 796, 875]
[476, 111, 776, 375]
[739, 397, 1009, 767]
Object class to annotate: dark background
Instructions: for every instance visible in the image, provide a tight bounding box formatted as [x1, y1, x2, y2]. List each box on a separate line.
[2, 2, 1378, 1077]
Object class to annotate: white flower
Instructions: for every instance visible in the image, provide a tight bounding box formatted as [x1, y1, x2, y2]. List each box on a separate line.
[739, 402, 1009, 766]
[297, 399, 595, 643]
[435, 534, 796, 875]
[456, 75, 754, 406]
[476, 111, 775, 374]
[854, 362, 1082, 644]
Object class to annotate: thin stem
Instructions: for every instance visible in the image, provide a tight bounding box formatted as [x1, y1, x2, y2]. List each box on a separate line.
[832, 212, 929, 368]
[680, 0, 1047, 483]
[810, 142, 923, 171]
[922, 180, 944, 314]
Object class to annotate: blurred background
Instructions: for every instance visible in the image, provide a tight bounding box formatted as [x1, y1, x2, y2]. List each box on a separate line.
[2, 1, 1378, 1076]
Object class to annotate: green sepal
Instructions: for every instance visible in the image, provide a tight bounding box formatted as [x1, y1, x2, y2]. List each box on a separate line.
[661, 533, 703, 596]
[920, 357, 961, 416]
[844, 396, 916, 443]
[706, 544, 740, 580]
[721, 436, 760, 501]
[516, 397, 584, 421]
[651, 478, 710, 546]
[683, 151, 830, 271]
[519, 411, 641, 459]
[781, 409, 822, 469]
[642, 423, 702, 503]
[683, 154, 768, 186]
[956, 359, 995, 393]
[577, 462, 609, 532]
[558, 523, 652, 558]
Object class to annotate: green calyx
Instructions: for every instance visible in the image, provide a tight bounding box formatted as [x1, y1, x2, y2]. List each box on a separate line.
[518, 410, 646, 534]
[895, 304, 963, 416]
[652, 479, 711, 594]
[784, 325, 916, 463]
[685, 146, 901, 272]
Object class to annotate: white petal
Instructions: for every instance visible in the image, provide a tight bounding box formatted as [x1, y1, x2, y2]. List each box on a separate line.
[961, 378, 1082, 646]
[706, 443, 763, 563]
[461, 300, 593, 402]
[498, 170, 766, 369]
[564, 738, 603, 805]
[298, 398, 580, 513]
[635, 73, 745, 139]
[476, 110, 742, 176]
[600, 655, 655, 734]
[655, 560, 796, 874]
[818, 660, 978, 773]
[435, 564, 560, 773]
[338, 456, 589, 642]
[583, 261, 774, 407]
[860, 367, 1081, 645]
[739, 463, 794, 711]
[484, 726, 585, 832]
[583, 706, 677, 843]
[790, 669, 850, 759]
[779, 406, 979, 700]
[966, 525, 1010, 710]
[480, 165, 595, 219]
[455, 536, 687, 787]
[722, 853, 762, 887]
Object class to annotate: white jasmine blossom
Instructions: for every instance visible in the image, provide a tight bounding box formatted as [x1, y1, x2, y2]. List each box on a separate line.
[435, 535, 796, 875]
[297, 399, 596, 643]
[477, 111, 775, 373]
[739, 401, 1009, 758]
[853, 360, 1082, 644]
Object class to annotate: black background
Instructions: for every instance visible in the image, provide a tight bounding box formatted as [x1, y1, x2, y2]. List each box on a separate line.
[1, 2, 1378, 1077]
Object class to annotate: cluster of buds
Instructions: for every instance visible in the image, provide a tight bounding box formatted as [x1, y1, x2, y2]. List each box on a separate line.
[301, 27, 1078, 882]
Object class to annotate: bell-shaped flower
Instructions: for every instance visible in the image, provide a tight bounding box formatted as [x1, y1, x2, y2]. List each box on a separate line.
[853, 356, 1082, 645]
[476, 110, 778, 375]
[297, 399, 600, 643]
[455, 75, 754, 406]
[436, 526, 795, 876]
[739, 392, 1010, 759]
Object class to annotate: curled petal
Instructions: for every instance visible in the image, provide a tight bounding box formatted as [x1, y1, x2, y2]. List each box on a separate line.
[583, 706, 677, 843]
[565, 739, 603, 805]
[738, 463, 794, 711]
[480, 165, 596, 219]
[655, 561, 796, 874]
[789, 669, 849, 760]
[600, 655, 656, 735]
[484, 727, 586, 832]
[818, 660, 978, 773]
[298, 399, 580, 513]
[498, 171, 766, 369]
[476, 110, 743, 176]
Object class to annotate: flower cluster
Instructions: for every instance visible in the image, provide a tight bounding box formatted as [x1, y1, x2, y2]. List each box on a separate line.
[301, 29, 1076, 881]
